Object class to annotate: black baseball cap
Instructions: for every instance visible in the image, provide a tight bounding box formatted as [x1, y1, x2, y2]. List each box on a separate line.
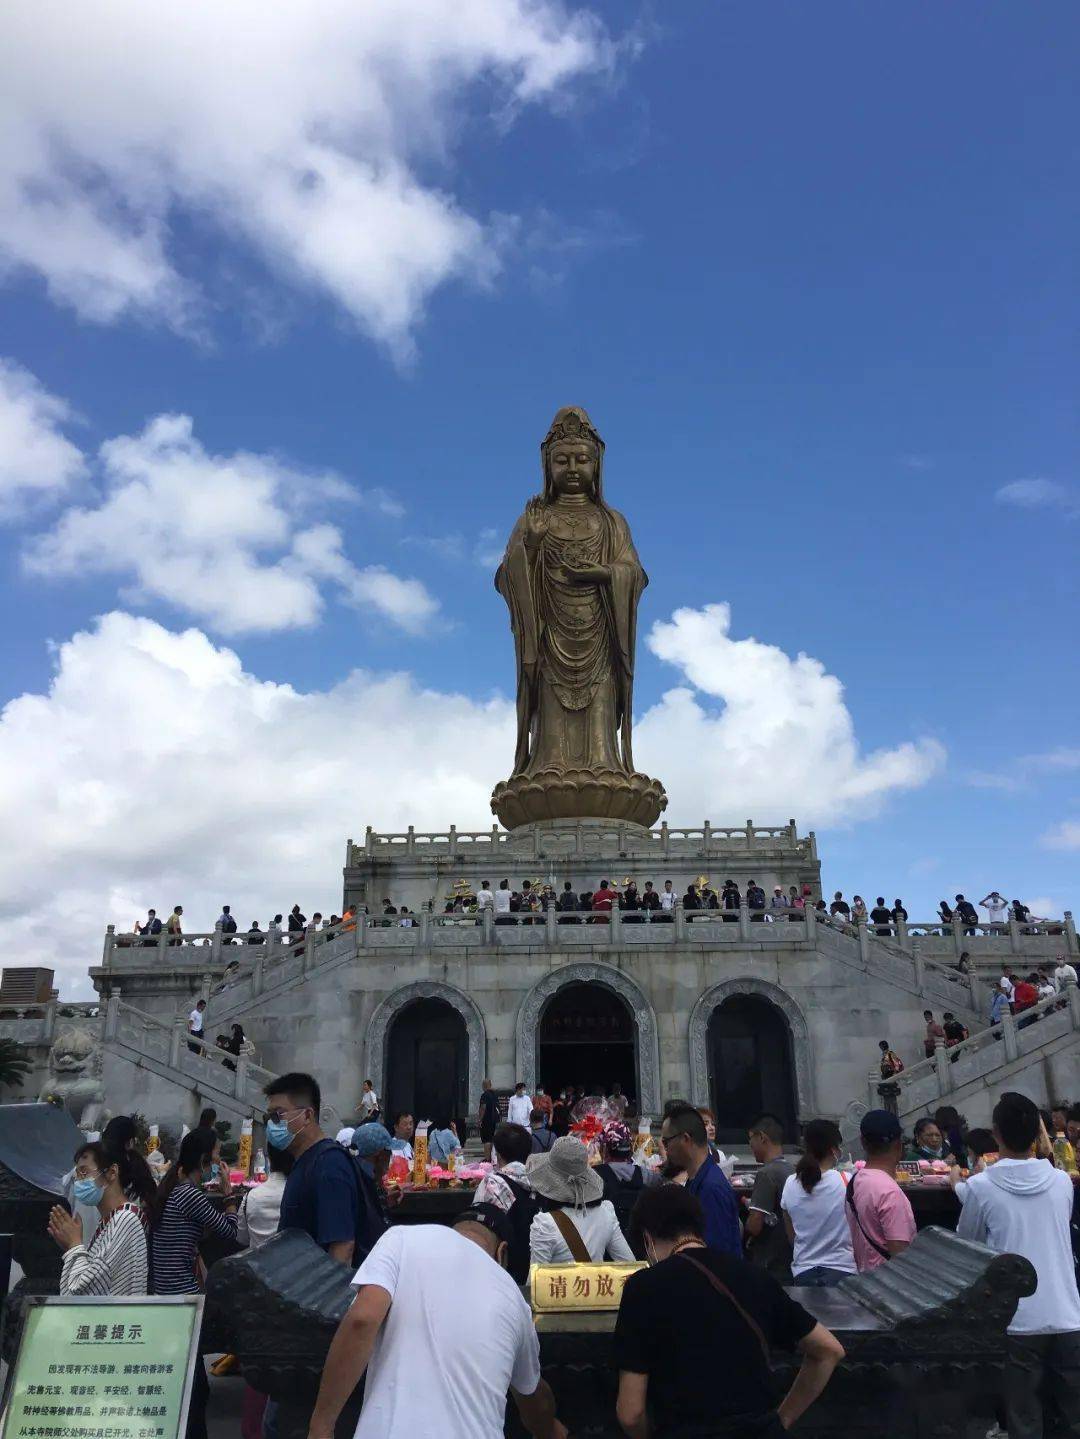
[453, 1202, 512, 1245]
[860, 1109, 902, 1144]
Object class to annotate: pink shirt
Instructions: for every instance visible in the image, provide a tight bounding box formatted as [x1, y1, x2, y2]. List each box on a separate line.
[846, 1167, 916, 1271]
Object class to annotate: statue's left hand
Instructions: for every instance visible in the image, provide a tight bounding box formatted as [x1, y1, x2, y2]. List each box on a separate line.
[565, 563, 610, 584]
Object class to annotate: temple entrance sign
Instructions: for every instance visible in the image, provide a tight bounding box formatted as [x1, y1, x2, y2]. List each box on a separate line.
[491, 406, 666, 830]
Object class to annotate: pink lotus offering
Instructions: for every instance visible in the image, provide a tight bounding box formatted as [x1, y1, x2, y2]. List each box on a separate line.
[929, 1159, 949, 1174]
[917, 1160, 931, 1172]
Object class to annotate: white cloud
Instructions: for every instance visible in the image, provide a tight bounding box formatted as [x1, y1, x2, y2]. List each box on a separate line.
[23, 412, 437, 635]
[0, 1, 615, 356]
[1022, 748, 1080, 772]
[1042, 821, 1080, 852]
[995, 478, 1078, 517]
[1, 604, 945, 993]
[0, 359, 85, 515]
[637, 604, 945, 826]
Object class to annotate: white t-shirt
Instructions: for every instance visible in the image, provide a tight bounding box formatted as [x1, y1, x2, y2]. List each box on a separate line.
[660, 889, 676, 911]
[359, 1091, 379, 1118]
[237, 1172, 287, 1249]
[780, 1170, 857, 1278]
[336, 1127, 357, 1147]
[351, 1224, 541, 1438]
[476, 888, 494, 911]
[529, 1201, 636, 1265]
[1055, 963, 1078, 990]
[507, 1093, 533, 1127]
[188, 1008, 204, 1035]
[999, 974, 1015, 1000]
[494, 887, 512, 914]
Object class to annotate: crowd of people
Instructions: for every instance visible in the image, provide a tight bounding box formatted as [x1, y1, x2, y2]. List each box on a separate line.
[38, 1065, 1080, 1438]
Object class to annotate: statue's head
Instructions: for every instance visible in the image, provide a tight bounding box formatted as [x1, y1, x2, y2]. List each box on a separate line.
[541, 406, 605, 504]
[49, 1027, 95, 1073]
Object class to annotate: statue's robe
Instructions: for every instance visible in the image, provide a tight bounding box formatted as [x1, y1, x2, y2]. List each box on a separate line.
[496, 501, 645, 778]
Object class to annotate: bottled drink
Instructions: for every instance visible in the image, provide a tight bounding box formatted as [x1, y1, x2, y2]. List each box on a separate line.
[253, 1148, 267, 1182]
[1054, 1135, 1077, 1175]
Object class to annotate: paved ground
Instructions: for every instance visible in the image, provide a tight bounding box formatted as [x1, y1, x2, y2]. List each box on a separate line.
[207, 1365, 245, 1436]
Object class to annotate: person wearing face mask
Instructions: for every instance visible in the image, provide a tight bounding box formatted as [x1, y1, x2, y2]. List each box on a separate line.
[904, 1117, 956, 1164]
[149, 1130, 238, 1439]
[615, 1184, 844, 1438]
[264, 1070, 387, 1270]
[307, 1204, 566, 1439]
[48, 1141, 148, 1295]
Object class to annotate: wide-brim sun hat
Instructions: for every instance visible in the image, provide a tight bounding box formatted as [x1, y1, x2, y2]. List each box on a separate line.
[526, 1135, 603, 1208]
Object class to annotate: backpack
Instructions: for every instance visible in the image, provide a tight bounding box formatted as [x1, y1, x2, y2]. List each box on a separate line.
[596, 1163, 645, 1258]
[502, 1176, 539, 1285]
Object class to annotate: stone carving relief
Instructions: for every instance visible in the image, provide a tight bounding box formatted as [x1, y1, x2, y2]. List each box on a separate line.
[365, 981, 486, 1110]
[516, 962, 661, 1117]
[687, 978, 815, 1117]
[39, 1025, 107, 1129]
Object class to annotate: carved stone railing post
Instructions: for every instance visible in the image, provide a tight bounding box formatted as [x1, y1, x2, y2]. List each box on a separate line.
[609, 901, 622, 945]
[738, 903, 751, 942]
[952, 922, 966, 960]
[660, 821, 669, 857]
[1008, 916, 1021, 954]
[211, 921, 223, 964]
[896, 915, 909, 949]
[104, 994, 122, 1042]
[419, 907, 432, 947]
[42, 1000, 57, 1046]
[857, 921, 871, 968]
[702, 820, 712, 851]
[234, 1056, 248, 1100]
[933, 1038, 951, 1093]
[1067, 979, 1080, 1029]
[169, 1018, 185, 1068]
[448, 824, 457, 859]
[157, 926, 168, 960]
[251, 958, 264, 997]
[804, 904, 816, 942]
[1065, 911, 1078, 956]
[1001, 1010, 1019, 1062]
[546, 903, 557, 944]
[355, 912, 367, 950]
[482, 906, 495, 945]
[102, 925, 116, 967]
[674, 899, 686, 942]
[745, 820, 756, 849]
[911, 942, 925, 992]
[406, 825, 415, 856]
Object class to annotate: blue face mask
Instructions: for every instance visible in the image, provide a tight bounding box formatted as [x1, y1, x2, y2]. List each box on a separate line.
[209, 1162, 220, 1181]
[74, 1177, 104, 1207]
[266, 1119, 293, 1151]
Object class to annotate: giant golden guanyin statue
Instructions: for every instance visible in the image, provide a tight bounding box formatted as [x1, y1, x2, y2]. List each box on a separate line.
[491, 406, 667, 829]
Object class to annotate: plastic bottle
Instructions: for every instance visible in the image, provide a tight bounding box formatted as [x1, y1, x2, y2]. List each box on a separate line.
[1053, 1135, 1077, 1175]
[253, 1148, 267, 1182]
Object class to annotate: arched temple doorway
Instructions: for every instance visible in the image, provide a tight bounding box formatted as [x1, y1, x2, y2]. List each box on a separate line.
[517, 964, 661, 1117]
[706, 995, 798, 1144]
[537, 982, 637, 1108]
[386, 997, 468, 1127]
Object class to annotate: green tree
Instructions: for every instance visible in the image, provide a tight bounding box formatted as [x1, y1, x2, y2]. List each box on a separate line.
[0, 1038, 33, 1089]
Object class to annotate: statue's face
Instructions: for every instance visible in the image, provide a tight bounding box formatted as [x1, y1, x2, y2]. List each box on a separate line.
[548, 440, 597, 498]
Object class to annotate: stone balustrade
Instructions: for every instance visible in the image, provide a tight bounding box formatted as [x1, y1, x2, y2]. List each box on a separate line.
[347, 817, 816, 864]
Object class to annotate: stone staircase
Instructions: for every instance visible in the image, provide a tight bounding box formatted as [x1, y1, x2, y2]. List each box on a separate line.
[101, 994, 276, 1120]
[847, 984, 1080, 1134]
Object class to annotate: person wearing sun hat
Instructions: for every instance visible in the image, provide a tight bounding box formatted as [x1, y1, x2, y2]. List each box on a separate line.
[527, 1134, 636, 1265]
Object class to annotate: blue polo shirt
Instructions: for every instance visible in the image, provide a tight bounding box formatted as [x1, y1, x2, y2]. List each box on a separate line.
[686, 1154, 742, 1255]
[278, 1137, 386, 1266]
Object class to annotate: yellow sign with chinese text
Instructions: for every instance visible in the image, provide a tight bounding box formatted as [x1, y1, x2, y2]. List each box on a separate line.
[530, 1263, 645, 1313]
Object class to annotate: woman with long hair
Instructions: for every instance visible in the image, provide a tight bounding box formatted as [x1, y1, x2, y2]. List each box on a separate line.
[780, 1120, 856, 1287]
[151, 1130, 239, 1439]
[47, 1141, 148, 1295]
[100, 1115, 156, 1212]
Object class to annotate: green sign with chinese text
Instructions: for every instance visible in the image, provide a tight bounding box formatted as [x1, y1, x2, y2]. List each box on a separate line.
[1, 1297, 201, 1439]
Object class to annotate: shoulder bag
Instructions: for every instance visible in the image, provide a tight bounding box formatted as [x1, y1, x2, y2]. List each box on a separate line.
[550, 1208, 591, 1263]
[844, 1173, 891, 1261]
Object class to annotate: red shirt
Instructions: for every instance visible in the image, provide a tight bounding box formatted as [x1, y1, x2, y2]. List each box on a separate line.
[592, 890, 614, 913]
[1013, 981, 1037, 1011]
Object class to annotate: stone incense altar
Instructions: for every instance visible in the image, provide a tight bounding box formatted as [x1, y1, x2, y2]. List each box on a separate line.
[491, 406, 667, 830]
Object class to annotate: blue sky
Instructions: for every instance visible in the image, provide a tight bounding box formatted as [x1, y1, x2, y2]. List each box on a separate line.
[0, 1, 1077, 983]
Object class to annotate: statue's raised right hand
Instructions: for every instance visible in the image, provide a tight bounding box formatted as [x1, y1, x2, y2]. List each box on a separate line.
[523, 499, 548, 550]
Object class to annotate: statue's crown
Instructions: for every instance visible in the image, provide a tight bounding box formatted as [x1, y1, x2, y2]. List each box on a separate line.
[543, 406, 603, 451]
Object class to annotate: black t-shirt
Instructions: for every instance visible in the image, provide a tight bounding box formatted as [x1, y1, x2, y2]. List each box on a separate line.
[478, 1090, 500, 1131]
[870, 906, 892, 927]
[614, 1249, 815, 1435]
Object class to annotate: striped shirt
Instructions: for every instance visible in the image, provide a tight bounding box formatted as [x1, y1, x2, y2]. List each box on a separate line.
[61, 1204, 148, 1296]
[151, 1181, 238, 1294]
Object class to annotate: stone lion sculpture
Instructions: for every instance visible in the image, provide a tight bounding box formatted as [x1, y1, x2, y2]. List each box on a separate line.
[39, 1026, 107, 1130]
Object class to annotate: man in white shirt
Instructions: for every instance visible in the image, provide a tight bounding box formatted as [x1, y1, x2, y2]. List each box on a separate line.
[494, 880, 513, 919]
[980, 891, 1010, 928]
[308, 1209, 565, 1439]
[957, 1092, 1080, 1437]
[389, 1112, 414, 1162]
[356, 1080, 380, 1124]
[187, 999, 206, 1054]
[999, 965, 1015, 1003]
[476, 880, 494, 911]
[507, 1082, 533, 1128]
[1054, 957, 1078, 991]
[660, 880, 676, 911]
